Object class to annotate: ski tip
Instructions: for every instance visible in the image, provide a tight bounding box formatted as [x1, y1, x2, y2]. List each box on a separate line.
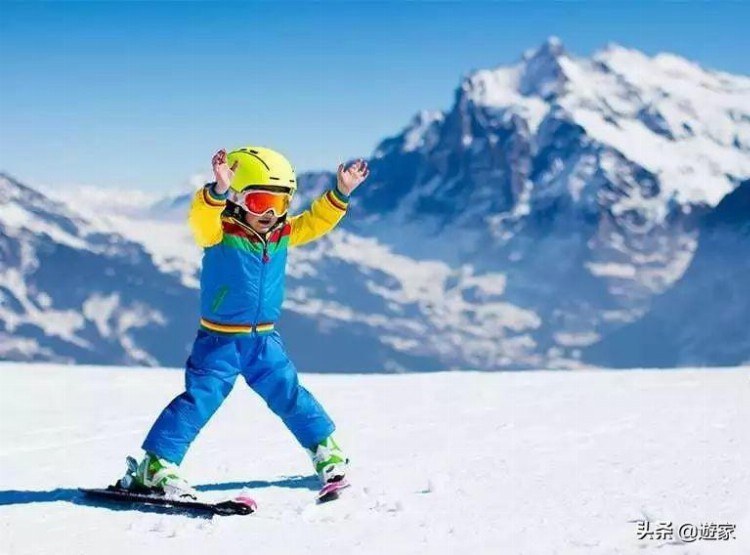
[235, 495, 258, 512]
[213, 498, 257, 516]
[316, 480, 350, 504]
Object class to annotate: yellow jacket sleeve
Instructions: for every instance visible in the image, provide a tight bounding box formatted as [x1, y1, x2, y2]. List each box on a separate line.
[289, 189, 349, 247]
[188, 184, 227, 248]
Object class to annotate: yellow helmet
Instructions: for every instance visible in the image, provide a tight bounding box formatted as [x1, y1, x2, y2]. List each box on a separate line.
[226, 146, 297, 194]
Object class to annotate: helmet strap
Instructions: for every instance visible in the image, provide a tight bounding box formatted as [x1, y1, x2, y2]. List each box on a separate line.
[223, 202, 246, 220]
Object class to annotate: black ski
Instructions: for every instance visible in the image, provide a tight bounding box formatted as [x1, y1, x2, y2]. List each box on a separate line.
[80, 484, 256, 516]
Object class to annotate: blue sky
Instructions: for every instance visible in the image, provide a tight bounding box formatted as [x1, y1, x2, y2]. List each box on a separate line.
[1, 1, 748, 192]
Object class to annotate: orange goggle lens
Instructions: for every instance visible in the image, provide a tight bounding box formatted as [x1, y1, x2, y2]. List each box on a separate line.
[232, 190, 291, 216]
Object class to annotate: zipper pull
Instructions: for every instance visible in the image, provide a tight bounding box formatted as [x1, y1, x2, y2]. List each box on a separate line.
[262, 245, 270, 263]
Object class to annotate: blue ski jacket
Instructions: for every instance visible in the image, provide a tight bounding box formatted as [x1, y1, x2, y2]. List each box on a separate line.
[189, 183, 349, 334]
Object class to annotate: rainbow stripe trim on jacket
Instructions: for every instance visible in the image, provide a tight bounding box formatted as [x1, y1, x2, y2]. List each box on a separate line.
[200, 318, 275, 335]
[325, 189, 348, 211]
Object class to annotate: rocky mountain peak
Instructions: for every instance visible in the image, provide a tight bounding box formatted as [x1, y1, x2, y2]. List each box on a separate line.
[519, 36, 570, 99]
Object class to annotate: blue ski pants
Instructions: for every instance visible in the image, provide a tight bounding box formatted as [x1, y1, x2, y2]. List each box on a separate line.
[142, 330, 335, 465]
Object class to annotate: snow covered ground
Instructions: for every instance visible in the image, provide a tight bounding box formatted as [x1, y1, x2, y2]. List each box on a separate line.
[1, 363, 749, 554]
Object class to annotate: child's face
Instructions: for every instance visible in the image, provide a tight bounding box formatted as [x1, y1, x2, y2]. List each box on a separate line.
[244, 210, 280, 234]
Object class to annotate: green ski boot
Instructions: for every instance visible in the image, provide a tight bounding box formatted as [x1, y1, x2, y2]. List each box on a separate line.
[308, 436, 349, 484]
[130, 453, 198, 500]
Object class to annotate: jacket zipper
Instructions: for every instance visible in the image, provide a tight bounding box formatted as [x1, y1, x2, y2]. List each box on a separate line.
[244, 220, 283, 333]
[253, 242, 268, 333]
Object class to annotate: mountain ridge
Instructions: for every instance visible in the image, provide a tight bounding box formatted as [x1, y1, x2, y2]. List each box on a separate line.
[2, 39, 749, 370]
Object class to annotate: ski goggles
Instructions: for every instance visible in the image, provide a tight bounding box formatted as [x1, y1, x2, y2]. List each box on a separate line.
[230, 189, 291, 217]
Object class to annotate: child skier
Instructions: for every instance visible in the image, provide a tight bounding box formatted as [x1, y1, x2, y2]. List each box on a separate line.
[129, 146, 369, 499]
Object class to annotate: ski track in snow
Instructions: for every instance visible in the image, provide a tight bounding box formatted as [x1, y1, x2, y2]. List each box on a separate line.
[1, 363, 749, 555]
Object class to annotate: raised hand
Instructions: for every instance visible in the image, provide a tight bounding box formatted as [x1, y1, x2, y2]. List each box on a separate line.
[212, 149, 239, 194]
[336, 159, 370, 196]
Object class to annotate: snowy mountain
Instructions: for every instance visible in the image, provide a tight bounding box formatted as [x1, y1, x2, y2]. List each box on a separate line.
[342, 37, 750, 365]
[586, 179, 750, 367]
[0, 174, 432, 371]
[0, 173, 200, 365]
[355, 38, 749, 226]
[2, 38, 749, 370]
[2, 363, 749, 554]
